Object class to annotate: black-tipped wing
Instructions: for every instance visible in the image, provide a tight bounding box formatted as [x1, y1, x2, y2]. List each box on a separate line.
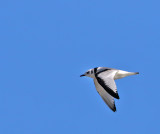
[94, 79, 116, 112]
[95, 70, 120, 99]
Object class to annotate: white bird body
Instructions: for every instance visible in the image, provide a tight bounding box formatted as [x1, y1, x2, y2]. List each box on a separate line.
[80, 67, 139, 112]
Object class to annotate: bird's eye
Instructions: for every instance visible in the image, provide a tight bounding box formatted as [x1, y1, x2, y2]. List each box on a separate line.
[91, 70, 93, 74]
[87, 71, 89, 74]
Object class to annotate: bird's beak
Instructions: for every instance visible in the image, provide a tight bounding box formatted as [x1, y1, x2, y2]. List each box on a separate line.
[80, 74, 85, 77]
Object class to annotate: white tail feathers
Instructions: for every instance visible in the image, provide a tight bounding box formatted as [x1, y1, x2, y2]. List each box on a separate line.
[114, 70, 139, 80]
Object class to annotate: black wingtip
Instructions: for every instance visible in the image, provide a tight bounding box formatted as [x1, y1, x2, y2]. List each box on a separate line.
[135, 72, 139, 74]
[115, 93, 120, 99]
[112, 104, 117, 112]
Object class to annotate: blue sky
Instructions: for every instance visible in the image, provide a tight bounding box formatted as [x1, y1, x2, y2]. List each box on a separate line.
[0, 0, 160, 133]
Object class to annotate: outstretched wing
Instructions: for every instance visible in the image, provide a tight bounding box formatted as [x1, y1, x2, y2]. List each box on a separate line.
[94, 79, 116, 112]
[95, 69, 120, 99]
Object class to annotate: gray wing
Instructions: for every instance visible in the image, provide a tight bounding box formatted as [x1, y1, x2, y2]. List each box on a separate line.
[94, 79, 116, 112]
[95, 69, 120, 99]
[96, 67, 117, 73]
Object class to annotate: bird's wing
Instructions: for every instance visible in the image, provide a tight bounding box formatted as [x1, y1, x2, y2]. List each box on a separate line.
[94, 79, 116, 112]
[95, 70, 120, 99]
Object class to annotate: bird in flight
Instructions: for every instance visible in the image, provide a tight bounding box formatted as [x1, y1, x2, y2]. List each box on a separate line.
[80, 67, 139, 112]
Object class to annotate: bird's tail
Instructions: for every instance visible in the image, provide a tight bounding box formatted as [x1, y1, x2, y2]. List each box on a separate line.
[114, 71, 139, 80]
[135, 72, 139, 74]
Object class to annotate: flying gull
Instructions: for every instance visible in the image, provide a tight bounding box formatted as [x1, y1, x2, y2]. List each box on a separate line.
[80, 67, 139, 112]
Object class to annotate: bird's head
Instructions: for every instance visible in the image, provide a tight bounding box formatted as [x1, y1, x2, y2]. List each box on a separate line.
[80, 68, 95, 78]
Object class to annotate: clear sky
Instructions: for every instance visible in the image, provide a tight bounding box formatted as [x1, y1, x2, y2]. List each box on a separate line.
[0, 0, 160, 134]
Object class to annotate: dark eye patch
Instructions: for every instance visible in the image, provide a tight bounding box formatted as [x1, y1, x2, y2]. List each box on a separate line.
[91, 70, 93, 74]
[86, 71, 89, 74]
